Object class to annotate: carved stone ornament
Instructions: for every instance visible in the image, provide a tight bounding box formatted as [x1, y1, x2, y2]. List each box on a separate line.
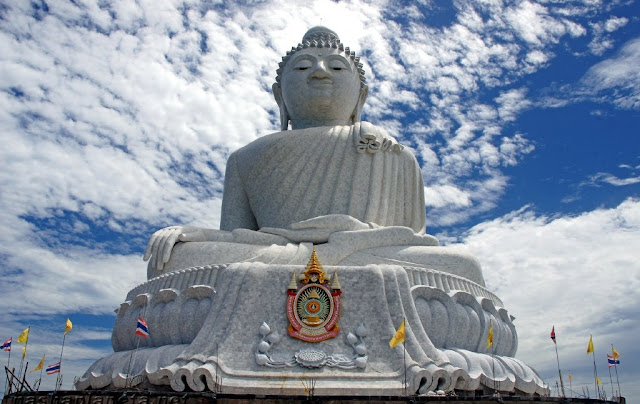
[286, 248, 341, 342]
[255, 322, 367, 369]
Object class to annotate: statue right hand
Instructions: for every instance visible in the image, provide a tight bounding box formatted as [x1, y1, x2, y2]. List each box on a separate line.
[260, 214, 376, 243]
[143, 226, 229, 272]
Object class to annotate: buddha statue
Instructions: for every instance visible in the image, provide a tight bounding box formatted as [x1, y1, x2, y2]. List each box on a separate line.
[142, 26, 484, 288]
[77, 27, 547, 396]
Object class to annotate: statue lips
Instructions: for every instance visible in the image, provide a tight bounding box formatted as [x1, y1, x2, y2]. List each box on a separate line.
[307, 78, 333, 89]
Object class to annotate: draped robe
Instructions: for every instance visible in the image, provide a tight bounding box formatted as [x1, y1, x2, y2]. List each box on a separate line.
[158, 123, 484, 286]
[220, 123, 426, 233]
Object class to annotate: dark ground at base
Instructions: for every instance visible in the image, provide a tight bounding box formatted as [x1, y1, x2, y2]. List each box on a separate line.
[1, 391, 623, 404]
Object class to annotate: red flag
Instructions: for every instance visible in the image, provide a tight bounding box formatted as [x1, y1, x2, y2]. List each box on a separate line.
[550, 326, 556, 344]
[135, 317, 149, 337]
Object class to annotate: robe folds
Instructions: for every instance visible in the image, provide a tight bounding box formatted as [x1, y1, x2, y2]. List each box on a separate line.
[220, 123, 427, 234]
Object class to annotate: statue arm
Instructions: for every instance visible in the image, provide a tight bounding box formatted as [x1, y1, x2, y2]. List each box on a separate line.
[220, 151, 259, 231]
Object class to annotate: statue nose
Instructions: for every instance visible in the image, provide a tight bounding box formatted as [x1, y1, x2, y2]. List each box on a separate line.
[310, 62, 331, 79]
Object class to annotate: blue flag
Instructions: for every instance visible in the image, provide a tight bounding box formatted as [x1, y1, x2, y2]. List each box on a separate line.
[607, 354, 620, 366]
[135, 317, 149, 337]
[0, 337, 11, 351]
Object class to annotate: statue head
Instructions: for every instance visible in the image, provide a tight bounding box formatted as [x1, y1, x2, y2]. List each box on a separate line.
[273, 27, 369, 130]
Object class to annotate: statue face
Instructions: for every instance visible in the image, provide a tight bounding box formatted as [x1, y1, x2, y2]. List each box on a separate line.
[280, 47, 362, 128]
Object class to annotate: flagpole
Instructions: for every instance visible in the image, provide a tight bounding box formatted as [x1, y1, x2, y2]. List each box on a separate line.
[553, 337, 565, 397]
[18, 327, 30, 379]
[126, 305, 148, 388]
[607, 361, 614, 398]
[6, 338, 11, 369]
[403, 316, 406, 396]
[490, 320, 497, 394]
[125, 330, 143, 389]
[37, 359, 44, 391]
[4, 337, 12, 395]
[55, 332, 67, 391]
[612, 345, 621, 399]
[589, 335, 598, 398]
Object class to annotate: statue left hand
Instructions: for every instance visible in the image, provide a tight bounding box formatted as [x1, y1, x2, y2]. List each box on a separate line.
[144, 226, 231, 271]
[260, 214, 376, 243]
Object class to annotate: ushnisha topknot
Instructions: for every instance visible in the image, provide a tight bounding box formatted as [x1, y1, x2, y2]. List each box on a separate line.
[275, 26, 366, 88]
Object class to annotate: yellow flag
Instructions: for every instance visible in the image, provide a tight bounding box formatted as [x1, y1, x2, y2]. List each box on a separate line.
[17, 327, 29, 343]
[30, 354, 45, 372]
[587, 336, 594, 354]
[21, 346, 26, 359]
[568, 372, 572, 381]
[612, 346, 620, 360]
[389, 320, 405, 348]
[596, 376, 602, 386]
[64, 318, 73, 335]
[487, 323, 494, 349]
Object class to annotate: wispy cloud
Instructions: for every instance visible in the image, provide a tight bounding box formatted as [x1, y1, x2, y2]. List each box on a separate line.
[582, 37, 640, 109]
[589, 173, 640, 187]
[589, 16, 629, 55]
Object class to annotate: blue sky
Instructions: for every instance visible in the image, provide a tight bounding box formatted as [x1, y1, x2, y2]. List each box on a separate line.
[1, 0, 639, 399]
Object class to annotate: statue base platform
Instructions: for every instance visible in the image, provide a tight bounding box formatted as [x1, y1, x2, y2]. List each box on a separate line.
[77, 261, 548, 396]
[2, 390, 623, 404]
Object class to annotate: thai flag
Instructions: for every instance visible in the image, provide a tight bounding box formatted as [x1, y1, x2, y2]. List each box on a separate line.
[607, 354, 620, 367]
[0, 337, 11, 351]
[135, 317, 149, 338]
[46, 362, 61, 375]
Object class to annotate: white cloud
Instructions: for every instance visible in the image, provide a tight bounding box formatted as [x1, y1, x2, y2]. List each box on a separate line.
[588, 16, 629, 56]
[0, 0, 638, 397]
[582, 37, 640, 109]
[504, 2, 567, 47]
[589, 173, 640, 187]
[1, 0, 589, 240]
[460, 198, 640, 398]
[496, 88, 532, 122]
[604, 16, 629, 33]
[424, 184, 472, 209]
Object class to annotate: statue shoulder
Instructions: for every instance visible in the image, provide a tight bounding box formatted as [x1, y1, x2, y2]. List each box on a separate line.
[354, 121, 407, 155]
[228, 130, 290, 162]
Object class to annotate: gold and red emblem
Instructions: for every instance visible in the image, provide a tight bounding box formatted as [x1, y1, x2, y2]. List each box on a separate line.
[286, 247, 342, 342]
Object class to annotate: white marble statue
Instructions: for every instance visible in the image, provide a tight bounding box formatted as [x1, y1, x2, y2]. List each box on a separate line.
[77, 27, 547, 396]
[141, 27, 488, 286]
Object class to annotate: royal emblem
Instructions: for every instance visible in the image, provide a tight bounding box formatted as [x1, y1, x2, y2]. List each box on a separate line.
[286, 247, 342, 342]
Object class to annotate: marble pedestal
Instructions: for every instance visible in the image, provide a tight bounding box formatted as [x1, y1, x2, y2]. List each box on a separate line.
[77, 261, 547, 396]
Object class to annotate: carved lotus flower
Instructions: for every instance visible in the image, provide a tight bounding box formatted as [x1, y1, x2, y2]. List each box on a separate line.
[257, 341, 270, 353]
[355, 324, 367, 337]
[266, 331, 280, 344]
[255, 353, 269, 365]
[259, 322, 271, 336]
[294, 349, 327, 368]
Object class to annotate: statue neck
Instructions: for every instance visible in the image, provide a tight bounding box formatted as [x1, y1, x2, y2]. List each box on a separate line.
[291, 119, 350, 130]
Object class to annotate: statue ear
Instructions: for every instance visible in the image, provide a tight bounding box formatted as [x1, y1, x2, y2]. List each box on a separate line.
[272, 83, 290, 131]
[350, 85, 369, 124]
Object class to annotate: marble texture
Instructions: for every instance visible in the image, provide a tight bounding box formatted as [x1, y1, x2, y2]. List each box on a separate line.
[221, 123, 424, 233]
[79, 26, 549, 396]
[78, 262, 546, 395]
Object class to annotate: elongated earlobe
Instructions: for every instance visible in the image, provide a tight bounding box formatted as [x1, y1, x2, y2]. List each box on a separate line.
[350, 85, 369, 124]
[272, 83, 290, 131]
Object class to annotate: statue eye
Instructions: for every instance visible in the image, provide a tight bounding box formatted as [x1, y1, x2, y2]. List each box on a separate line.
[328, 60, 349, 71]
[293, 60, 313, 71]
